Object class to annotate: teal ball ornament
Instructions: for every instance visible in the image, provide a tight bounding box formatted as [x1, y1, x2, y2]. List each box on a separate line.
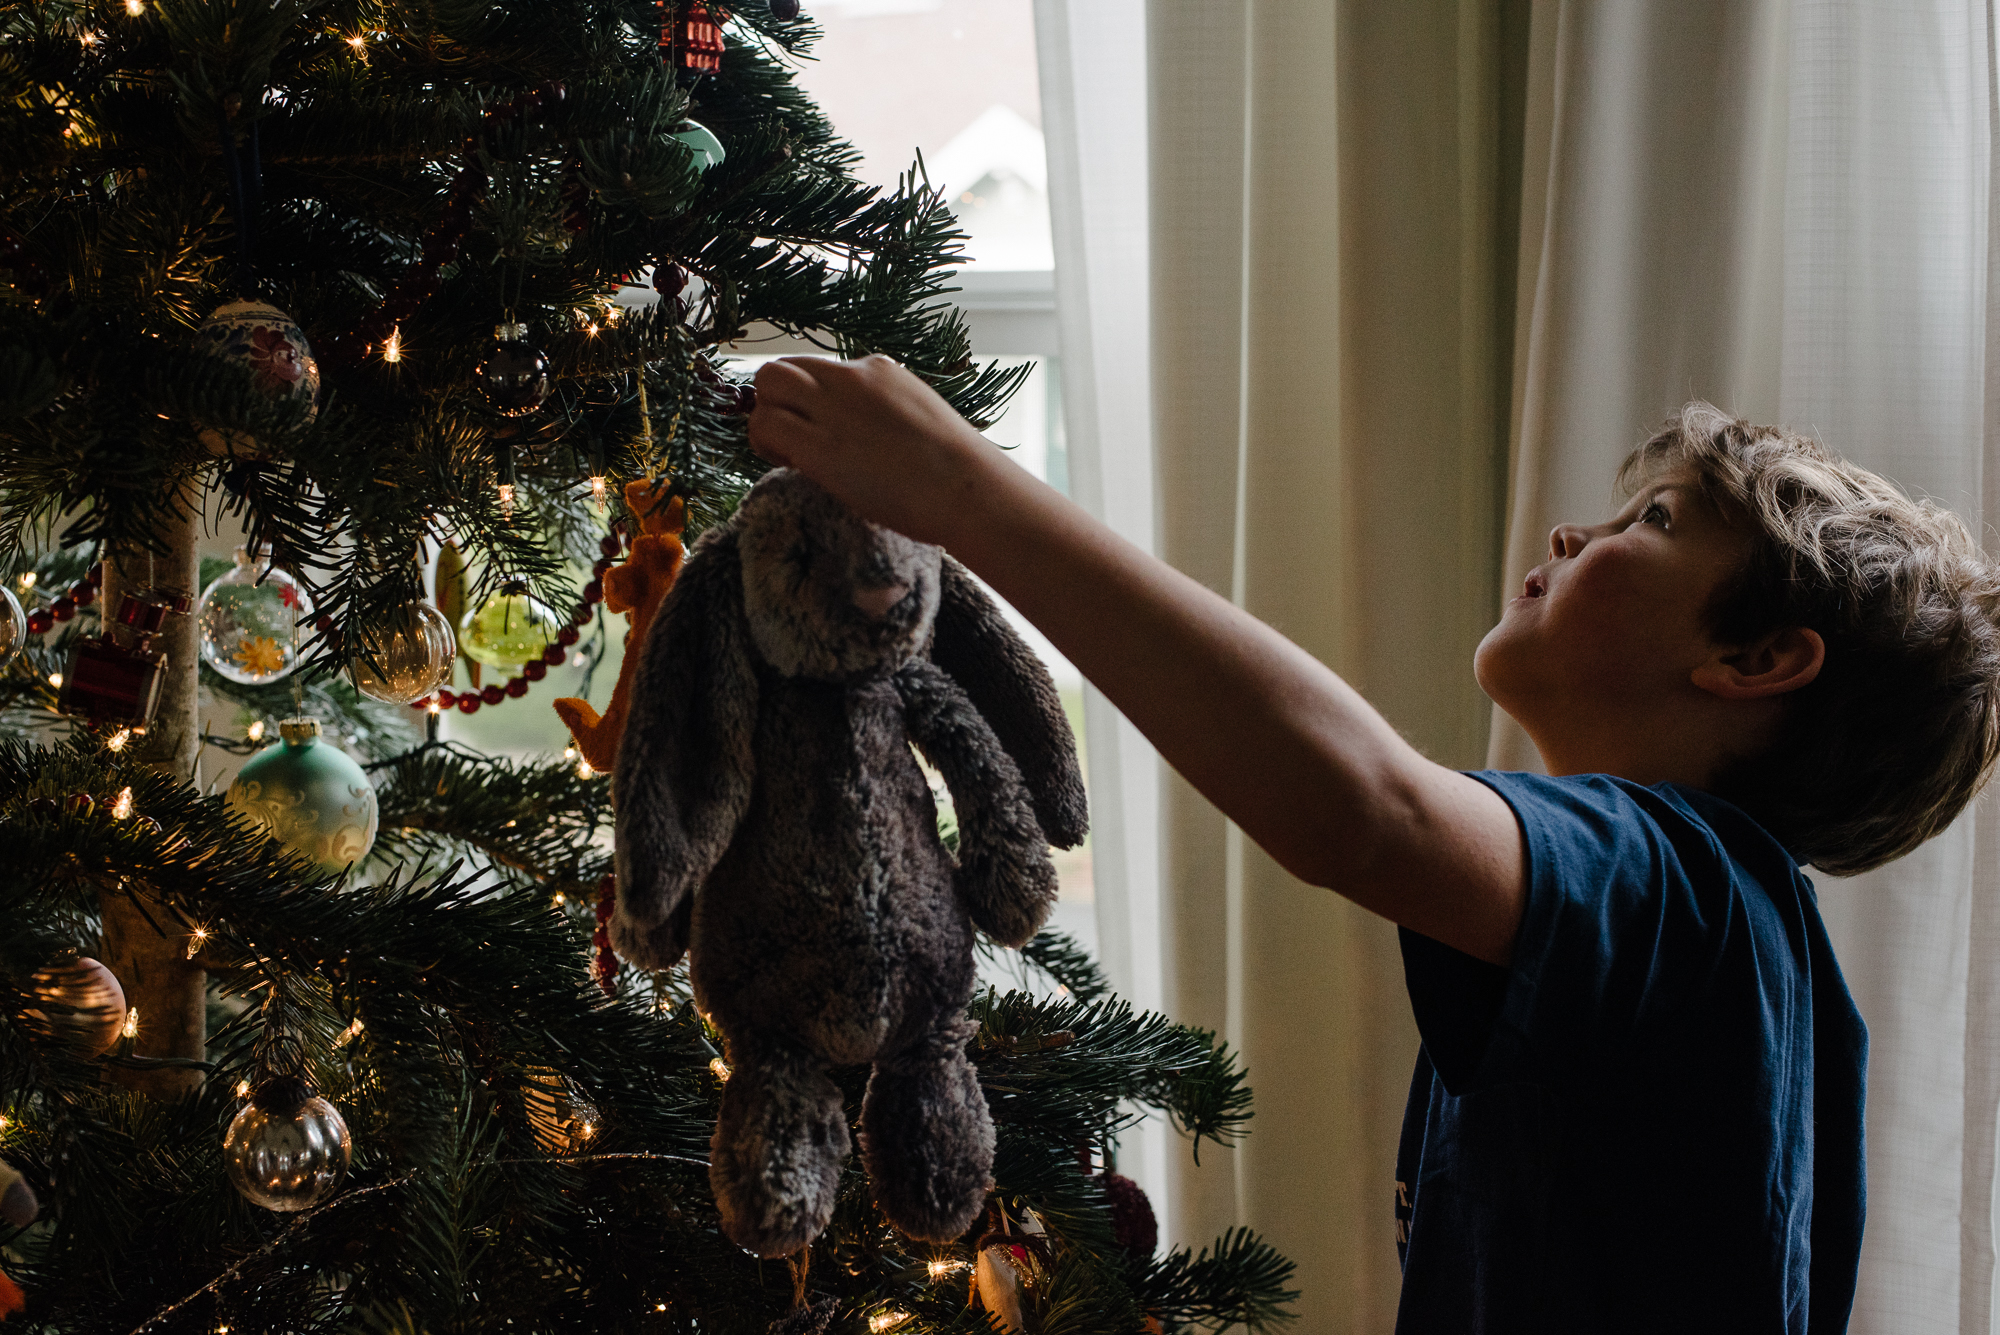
[670, 119, 726, 172]
[226, 717, 378, 874]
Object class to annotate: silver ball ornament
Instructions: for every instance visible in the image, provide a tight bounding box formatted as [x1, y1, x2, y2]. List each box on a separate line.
[223, 1079, 352, 1212]
[25, 956, 128, 1056]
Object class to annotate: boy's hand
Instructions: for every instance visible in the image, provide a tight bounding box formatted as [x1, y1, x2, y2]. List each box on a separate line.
[748, 356, 995, 548]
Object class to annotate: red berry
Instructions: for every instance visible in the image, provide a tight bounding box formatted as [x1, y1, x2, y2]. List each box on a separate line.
[582, 580, 603, 605]
[457, 694, 481, 715]
[481, 683, 504, 706]
[437, 688, 456, 707]
[70, 583, 95, 608]
[26, 608, 53, 634]
[542, 644, 565, 666]
[592, 556, 614, 577]
[86, 562, 102, 587]
[523, 660, 547, 681]
[506, 677, 528, 698]
[50, 597, 75, 622]
[599, 535, 622, 558]
[557, 626, 580, 647]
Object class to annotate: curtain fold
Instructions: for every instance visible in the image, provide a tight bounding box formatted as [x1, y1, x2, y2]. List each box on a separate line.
[1148, 3, 1517, 1328]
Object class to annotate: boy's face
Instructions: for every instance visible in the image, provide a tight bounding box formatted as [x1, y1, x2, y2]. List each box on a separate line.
[1475, 472, 1753, 768]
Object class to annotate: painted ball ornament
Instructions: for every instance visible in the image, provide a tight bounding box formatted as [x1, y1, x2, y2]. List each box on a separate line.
[459, 581, 562, 669]
[196, 301, 321, 456]
[224, 1077, 352, 1212]
[476, 323, 551, 417]
[346, 601, 456, 705]
[197, 547, 311, 685]
[24, 956, 127, 1056]
[225, 717, 379, 874]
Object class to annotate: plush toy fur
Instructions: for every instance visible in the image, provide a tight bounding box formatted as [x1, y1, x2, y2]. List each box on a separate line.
[612, 468, 1088, 1258]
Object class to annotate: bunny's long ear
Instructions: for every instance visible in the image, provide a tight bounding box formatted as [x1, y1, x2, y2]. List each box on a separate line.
[928, 555, 1088, 848]
[611, 529, 758, 970]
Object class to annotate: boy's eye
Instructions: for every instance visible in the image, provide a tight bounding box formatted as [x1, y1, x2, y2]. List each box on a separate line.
[1636, 501, 1669, 528]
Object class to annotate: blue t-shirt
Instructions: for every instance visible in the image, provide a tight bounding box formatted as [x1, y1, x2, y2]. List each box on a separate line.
[1393, 772, 1868, 1334]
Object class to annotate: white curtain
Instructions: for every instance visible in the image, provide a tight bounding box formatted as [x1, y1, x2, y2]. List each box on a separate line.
[1041, 0, 2000, 1330]
[1501, 3, 2000, 1331]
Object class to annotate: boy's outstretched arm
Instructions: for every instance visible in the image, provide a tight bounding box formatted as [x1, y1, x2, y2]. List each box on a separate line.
[750, 356, 1526, 965]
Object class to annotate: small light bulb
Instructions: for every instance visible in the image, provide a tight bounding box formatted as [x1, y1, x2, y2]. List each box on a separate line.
[18, 572, 35, 589]
[111, 785, 133, 818]
[427, 699, 442, 715]
[185, 925, 207, 959]
[577, 757, 595, 779]
[655, 1304, 667, 1313]
[48, 673, 62, 689]
[870, 1314, 911, 1333]
[346, 33, 366, 49]
[498, 483, 515, 517]
[382, 326, 401, 363]
[553, 892, 567, 907]
[584, 323, 598, 337]
[247, 720, 266, 741]
[106, 728, 131, 752]
[580, 1120, 596, 1140]
[124, 0, 145, 12]
[122, 1007, 139, 1039]
[562, 744, 578, 763]
[79, 29, 100, 45]
[589, 475, 608, 510]
[926, 1258, 958, 1280]
[709, 1057, 731, 1082]
[335, 1017, 365, 1046]
[0, 1114, 11, 1131]
[235, 1079, 251, 1098]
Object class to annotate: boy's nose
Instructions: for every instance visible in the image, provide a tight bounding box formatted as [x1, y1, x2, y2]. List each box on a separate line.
[1548, 524, 1590, 560]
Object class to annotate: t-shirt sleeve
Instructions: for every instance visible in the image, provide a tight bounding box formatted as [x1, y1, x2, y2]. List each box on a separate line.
[1400, 771, 1738, 1095]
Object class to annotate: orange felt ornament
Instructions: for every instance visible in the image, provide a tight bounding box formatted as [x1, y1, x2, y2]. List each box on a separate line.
[553, 479, 686, 773]
[0, 1269, 23, 1319]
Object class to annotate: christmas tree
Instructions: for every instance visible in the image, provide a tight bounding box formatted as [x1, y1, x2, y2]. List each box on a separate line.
[0, 1, 1297, 1330]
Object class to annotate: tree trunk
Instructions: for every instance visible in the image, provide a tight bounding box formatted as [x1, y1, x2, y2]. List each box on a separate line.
[98, 492, 204, 1098]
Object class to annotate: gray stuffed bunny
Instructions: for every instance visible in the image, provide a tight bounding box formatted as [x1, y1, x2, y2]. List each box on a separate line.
[612, 468, 1088, 1259]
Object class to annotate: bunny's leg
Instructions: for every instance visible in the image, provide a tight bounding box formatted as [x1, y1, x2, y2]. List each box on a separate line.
[710, 1038, 850, 1258]
[860, 1012, 993, 1242]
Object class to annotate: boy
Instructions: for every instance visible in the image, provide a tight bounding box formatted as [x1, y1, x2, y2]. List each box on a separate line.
[747, 360, 2000, 1333]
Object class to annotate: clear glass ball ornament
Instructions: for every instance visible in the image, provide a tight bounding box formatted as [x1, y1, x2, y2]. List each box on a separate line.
[0, 584, 23, 670]
[197, 547, 312, 685]
[346, 602, 456, 705]
[476, 322, 551, 417]
[224, 1082, 351, 1212]
[25, 956, 127, 1056]
[459, 581, 562, 668]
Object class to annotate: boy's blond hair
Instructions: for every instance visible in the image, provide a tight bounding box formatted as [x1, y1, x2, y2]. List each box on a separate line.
[1621, 402, 2000, 875]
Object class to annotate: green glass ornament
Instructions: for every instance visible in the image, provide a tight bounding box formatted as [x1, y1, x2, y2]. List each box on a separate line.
[225, 717, 378, 874]
[670, 119, 726, 172]
[459, 581, 561, 669]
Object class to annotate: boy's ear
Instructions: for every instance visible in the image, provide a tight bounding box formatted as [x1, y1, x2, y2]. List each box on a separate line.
[1691, 626, 1826, 701]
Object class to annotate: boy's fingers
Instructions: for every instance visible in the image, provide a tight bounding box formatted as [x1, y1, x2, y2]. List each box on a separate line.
[753, 358, 825, 415]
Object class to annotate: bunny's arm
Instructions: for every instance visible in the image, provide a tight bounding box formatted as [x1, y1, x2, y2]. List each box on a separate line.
[896, 656, 1058, 948]
[611, 530, 758, 970]
[929, 556, 1088, 849]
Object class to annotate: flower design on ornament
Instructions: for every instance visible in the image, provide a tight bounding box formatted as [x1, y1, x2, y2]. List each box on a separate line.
[233, 636, 286, 676]
[247, 326, 305, 394]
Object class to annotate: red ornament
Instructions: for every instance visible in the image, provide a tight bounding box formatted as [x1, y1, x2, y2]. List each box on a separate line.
[598, 534, 622, 558]
[557, 626, 580, 648]
[591, 874, 619, 995]
[50, 596, 75, 622]
[1101, 1171, 1158, 1258]
[437, 688, 456, 708]
[541, 644, 565, 666]
[667, 0, 726, 72]
[456, 694, 481, 715]
[523, 660, 547, 682]
[70, 582, 96, 608]
[25, 608, 52, 635]
[481, 683, 505, 706]
[505, 677, 529, 698]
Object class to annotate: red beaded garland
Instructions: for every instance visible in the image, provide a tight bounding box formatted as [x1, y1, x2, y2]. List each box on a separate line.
[479, 683, 504, 706]
[50, 596, 75, 622]
[505, 677, 529, 698]
[542, 644, 565, 666]
[26, 608, 53, 635]
[598, 535, 621, 558]
[457, 694, 481, 715]
[71, 583, 95, 608]
[557, 626, 580, 648]
[437, 688, 456, 708]
[523, 660, 547, 682]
